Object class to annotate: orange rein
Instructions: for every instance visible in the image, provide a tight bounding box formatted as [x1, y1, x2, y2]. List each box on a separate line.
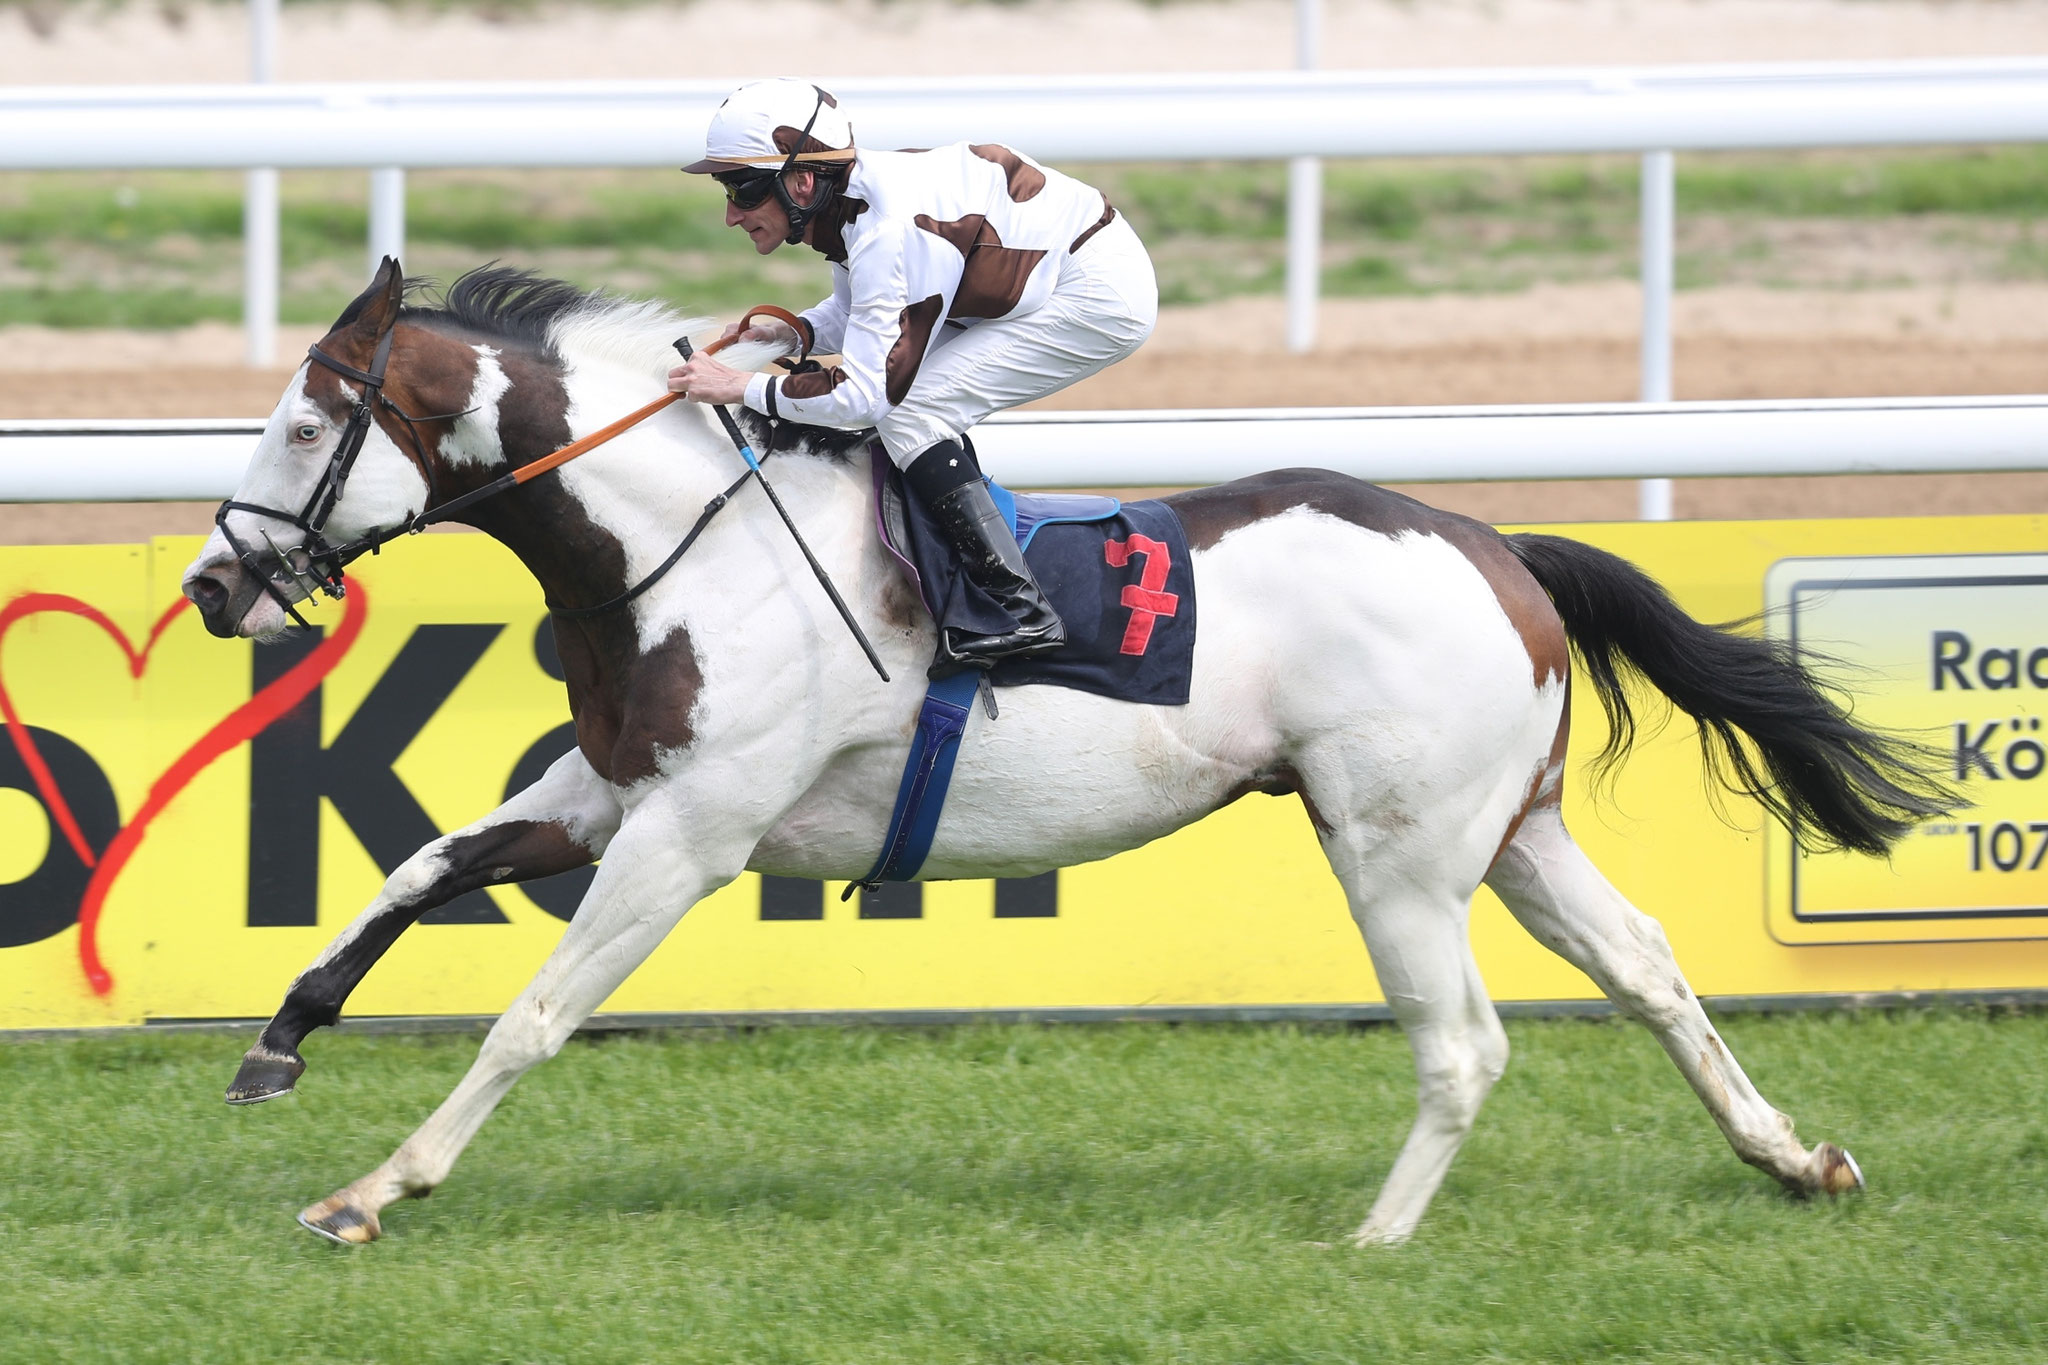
[508, 304, 807, 488]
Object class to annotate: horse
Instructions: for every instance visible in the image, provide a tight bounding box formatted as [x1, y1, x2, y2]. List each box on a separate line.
[181, 259, 1950, 1246]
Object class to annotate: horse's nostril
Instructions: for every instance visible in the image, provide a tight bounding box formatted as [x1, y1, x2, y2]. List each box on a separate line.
[186, 573, 230, 613]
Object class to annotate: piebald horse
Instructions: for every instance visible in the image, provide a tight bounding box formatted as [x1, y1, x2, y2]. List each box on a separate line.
[182, 261, 1948, 1246]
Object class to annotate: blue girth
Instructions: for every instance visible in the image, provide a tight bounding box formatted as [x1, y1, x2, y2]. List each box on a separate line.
[852, 482, 1118, 892]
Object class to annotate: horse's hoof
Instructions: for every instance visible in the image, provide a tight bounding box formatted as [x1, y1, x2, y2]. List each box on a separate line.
[298, 1194, 380, 1245]
[225, 1047, 305, 1105]
[1815, 1142, 1865, 1195]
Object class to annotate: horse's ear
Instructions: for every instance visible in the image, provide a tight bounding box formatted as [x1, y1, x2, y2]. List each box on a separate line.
[329, 257, 405, 341]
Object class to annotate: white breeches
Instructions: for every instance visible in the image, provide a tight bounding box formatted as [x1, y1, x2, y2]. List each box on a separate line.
[875, 213, 1158, 467]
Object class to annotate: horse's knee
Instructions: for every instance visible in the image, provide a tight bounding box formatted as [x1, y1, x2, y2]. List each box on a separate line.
[474, 999, 572, 1080]
[381, 845, 450, 908]
[1413, 1031, 1505, 1134]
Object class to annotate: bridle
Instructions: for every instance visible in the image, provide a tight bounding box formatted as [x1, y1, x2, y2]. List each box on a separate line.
[213, 322, 477, 629]
[210, 304, 872, 658]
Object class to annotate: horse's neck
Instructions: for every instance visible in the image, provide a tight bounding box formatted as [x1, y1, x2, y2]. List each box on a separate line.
[459, 375, 873, 638]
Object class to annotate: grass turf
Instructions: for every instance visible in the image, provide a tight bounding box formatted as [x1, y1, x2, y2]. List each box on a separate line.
[1, 1010, 2045, 1362]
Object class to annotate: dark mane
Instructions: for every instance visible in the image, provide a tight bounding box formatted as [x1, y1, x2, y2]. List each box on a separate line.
[400, 264, 871, 463]
[399, 265, 594, 361]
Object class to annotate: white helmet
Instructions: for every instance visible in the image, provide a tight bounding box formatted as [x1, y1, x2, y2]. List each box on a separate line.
[682, 78, 856, 175]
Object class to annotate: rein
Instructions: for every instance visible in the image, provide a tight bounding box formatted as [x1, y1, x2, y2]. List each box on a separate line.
[216, 304, 806, 632]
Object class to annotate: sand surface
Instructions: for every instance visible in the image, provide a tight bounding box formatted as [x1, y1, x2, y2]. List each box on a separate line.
[8, 0, 2048, 83]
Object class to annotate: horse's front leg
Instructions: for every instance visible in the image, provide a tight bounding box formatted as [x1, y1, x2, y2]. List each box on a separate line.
[226, 749, 621, 1105]
[294, 777, 765, 1245]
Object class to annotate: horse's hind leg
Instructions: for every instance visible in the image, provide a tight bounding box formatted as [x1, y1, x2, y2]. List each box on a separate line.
[1326, 834, 1511, 1246]
[1485, 805, 1862, 1197]
[226, 749, 619, 1105]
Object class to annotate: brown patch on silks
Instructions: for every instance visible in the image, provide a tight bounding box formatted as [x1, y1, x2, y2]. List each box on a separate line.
[915, 211, 988, 258]
[808, 196, 869, 264]
[886, 295, 945, 405]
[780, 364, 849, 400]
[1069, 199, 1118, 254]
[970, 144, 1046, 201]
[914, 213, 1048, 320]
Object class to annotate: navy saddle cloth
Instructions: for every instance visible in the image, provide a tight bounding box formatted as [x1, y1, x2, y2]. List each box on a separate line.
[874, 455, 1196, 705]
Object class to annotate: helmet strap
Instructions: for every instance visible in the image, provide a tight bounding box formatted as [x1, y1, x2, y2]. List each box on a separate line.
[772, 84, 842, 247]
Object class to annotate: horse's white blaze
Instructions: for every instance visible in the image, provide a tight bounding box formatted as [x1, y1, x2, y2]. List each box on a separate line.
[437, 346, 512, 469]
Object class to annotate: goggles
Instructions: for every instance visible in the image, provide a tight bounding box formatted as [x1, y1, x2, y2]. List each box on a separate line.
[717, 169, 782, 211]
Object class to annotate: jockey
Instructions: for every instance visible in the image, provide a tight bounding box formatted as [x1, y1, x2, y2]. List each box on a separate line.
[667, 77, 1158, 675]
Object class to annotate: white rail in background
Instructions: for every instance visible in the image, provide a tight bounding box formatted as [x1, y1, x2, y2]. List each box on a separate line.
[13, 59, 2048, 520]
[10, 62, 2048, 168]
[4, 398, 2044, 502]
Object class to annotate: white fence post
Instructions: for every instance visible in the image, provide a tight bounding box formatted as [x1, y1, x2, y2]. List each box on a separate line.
[1284, 0, 1322, 354]
[1637, 148, 1675, 521]
[368, 167, 406, 278]
[241, 0, 279, 367]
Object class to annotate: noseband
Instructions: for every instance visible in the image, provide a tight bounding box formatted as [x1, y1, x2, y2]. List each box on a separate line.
[213, 325, 472, 629]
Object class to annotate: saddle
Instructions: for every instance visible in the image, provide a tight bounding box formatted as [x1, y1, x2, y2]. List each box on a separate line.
[855, 446, 1197, 889]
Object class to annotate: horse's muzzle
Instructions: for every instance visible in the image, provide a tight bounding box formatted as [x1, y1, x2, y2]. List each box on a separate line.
[183, 557, 274, 638]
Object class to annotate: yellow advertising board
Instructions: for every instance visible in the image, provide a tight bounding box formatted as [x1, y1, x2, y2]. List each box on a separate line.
[1764, 553, 2048, 943]
[2, 513, 2045, 1032]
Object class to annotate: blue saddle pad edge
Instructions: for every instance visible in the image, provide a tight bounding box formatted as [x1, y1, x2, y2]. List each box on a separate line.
[853, 479, 1120, 890]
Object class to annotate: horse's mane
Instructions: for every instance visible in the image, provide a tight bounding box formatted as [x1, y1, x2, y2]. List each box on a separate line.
[399, 265, 869, 462]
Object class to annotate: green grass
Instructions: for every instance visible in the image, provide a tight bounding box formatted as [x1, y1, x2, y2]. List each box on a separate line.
[2, 1011, 2046, 1362]
[8, 145, 2048, 328]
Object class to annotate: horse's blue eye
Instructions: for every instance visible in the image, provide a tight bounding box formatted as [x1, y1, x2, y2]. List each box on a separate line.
[295, 424, 321, 442]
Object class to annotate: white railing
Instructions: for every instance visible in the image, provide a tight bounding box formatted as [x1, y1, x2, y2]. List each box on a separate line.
[6, 398, 2046, 501]
[10, 59, 2048, 514]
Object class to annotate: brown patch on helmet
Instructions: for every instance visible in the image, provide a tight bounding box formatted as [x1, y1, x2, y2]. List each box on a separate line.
[781, 364, 849, 401]
[885, 295, 944, 405]
[772, 125, 850, 157]
[914, 213, 1048, 320]
[970, 144, 1046, 202]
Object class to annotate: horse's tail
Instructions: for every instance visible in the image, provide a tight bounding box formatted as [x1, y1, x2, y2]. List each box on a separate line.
[1503, 531, 1957, 857]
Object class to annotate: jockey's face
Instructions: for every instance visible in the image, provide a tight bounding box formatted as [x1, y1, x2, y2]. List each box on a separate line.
[724, 169, 818, 254]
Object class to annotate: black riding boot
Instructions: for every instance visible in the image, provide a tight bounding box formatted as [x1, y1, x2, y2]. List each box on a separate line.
[906, 439, 1066, 674]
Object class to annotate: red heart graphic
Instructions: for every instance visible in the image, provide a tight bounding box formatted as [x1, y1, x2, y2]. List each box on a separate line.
[0, 585, 368, 995]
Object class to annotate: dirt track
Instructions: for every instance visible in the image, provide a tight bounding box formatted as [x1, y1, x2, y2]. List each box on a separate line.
[6, 287, 2046, 543]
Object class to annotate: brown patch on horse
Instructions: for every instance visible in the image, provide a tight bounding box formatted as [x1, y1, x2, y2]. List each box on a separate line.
[1486, 694, 1572, 875]
[606, 627, 706, 786]
[885, 295, 944, 405]
[970, 144, 1046, 201]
